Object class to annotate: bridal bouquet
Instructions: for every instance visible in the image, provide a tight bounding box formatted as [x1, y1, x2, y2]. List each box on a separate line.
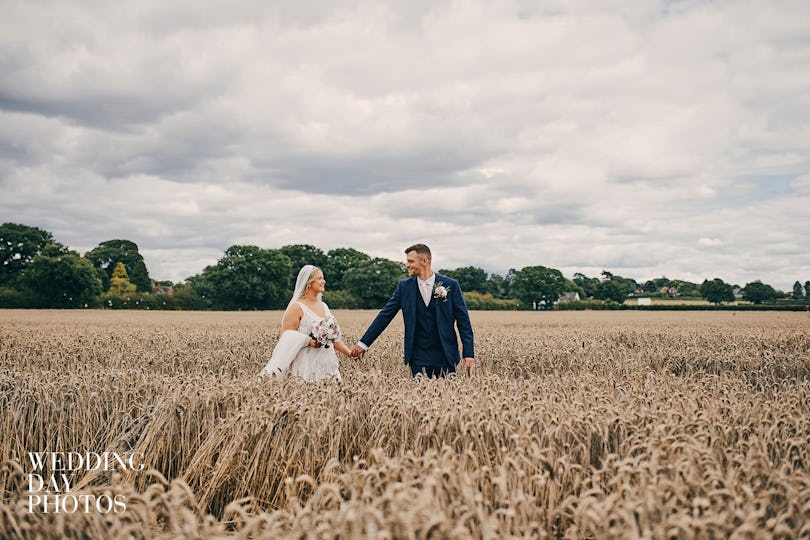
[310, 316, 341, 348]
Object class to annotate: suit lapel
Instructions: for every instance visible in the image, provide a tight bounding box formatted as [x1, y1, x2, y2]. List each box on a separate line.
[433, 274, 446, 320]
[410, 277, 420, 310]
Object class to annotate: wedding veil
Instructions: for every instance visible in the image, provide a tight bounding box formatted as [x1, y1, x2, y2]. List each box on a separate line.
[286, 265, 322, 317]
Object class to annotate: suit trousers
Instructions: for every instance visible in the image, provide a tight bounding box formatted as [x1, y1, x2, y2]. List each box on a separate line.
[410, 346, 454, 378]
[409, 364, 456, 378]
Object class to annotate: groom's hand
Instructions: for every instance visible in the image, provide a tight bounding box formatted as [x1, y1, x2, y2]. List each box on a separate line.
[350, 345, 365, 359]
[462, 357, 475, 373]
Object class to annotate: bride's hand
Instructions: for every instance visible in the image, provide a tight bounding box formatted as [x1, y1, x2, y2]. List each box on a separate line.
[309, 339, 321, 348]
[334, 342, 353, 357]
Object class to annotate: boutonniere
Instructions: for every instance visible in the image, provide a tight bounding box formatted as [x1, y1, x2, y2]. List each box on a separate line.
[433, 281, 449, 301]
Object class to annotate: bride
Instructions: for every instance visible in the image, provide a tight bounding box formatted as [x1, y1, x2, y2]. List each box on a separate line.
[259, 265, 352, 381]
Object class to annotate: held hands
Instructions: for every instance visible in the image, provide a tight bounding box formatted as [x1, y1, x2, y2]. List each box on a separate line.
[327, 340, 362, 358]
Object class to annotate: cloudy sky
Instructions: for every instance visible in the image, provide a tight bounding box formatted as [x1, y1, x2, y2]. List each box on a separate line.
[2, 0, 809, 290]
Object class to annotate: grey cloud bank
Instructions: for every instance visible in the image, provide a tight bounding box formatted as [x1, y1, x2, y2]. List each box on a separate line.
[1, 0, 809, 290]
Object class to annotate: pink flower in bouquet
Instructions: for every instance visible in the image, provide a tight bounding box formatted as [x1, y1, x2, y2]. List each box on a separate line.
[310, 316, 341, 348]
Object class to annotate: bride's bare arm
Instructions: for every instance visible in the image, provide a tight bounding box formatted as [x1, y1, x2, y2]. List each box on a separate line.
[282, 304, 321, 348]
[281, 304, 303, 331]
[333, 340, 352, 357]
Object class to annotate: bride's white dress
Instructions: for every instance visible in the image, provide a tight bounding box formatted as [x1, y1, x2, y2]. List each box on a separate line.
[259, 301, 342, 381]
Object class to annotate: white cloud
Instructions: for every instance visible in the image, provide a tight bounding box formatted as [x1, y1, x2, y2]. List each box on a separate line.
[698, 238, 723, 247]
[1, 0, 809, 290]
[792, 174, 810, 195]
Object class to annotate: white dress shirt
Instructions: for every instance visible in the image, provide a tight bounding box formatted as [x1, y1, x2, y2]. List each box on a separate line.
[417, 274, 435, 306]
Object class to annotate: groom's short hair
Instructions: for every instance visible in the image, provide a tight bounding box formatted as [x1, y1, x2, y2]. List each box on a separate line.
[405, 243, 431, 261]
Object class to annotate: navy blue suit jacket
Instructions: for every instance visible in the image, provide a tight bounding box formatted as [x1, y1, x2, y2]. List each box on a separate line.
[360, 274, 474, 366]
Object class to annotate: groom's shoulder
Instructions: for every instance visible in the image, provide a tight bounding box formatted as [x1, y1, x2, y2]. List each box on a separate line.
[435, 273, 458, 285]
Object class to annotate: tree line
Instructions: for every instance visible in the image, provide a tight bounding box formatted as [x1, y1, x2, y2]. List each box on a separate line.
[1, 222, 807, 310]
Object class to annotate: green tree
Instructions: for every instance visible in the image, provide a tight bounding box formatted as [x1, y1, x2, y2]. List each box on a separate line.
[85, 240, 152, 292]
[572, 272, 600, 298]
[594, 272, 636, 304]
[323, 248, 371, 290]
[642, 277, 670, 293]
[699, 278, 735, 305]
[805, 281, 810, 298]
[668, 279, 699, 297]
[107, 262, 137, 296]
[563, 279, 586, 299]
[342, 257, 405, 308]
[485, 270, 514, 298]
[741, 281, 778, 304]
[792, 280, 804, 299]
[187, 245, 293, 310]
[322, 289, 362, 309]
[0, 286, 33, 308]
[279, 245, 327, 281]
[21, 252, 102, 308]
[439, 266, 489, 293]
[509, 265, 567, 309]
[594, 279, 628, 304]
[0, 223, 56, 287]
[171, 283, 211, 310]
[486, 274, 504, 298]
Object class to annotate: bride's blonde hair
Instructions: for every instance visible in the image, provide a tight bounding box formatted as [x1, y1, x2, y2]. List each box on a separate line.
[305, 267, 323, 291]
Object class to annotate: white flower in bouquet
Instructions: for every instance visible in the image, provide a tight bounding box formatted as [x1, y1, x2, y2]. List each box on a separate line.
[310, 316, 341, 348]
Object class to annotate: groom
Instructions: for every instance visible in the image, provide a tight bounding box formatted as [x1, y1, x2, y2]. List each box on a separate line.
[351, 244, 475, 377]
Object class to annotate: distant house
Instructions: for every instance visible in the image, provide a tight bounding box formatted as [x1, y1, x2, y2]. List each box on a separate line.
[637, 297, 652, 306]
[153, 281, 174, 295]
[660, 286, 678, 298]
[557, 292, 581, 303]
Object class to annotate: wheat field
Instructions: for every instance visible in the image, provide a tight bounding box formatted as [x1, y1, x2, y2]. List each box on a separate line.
[1, 309, 808, 539]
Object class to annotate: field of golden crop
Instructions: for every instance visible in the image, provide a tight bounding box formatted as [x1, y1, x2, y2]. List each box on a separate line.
[1, 309, 809, 539]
